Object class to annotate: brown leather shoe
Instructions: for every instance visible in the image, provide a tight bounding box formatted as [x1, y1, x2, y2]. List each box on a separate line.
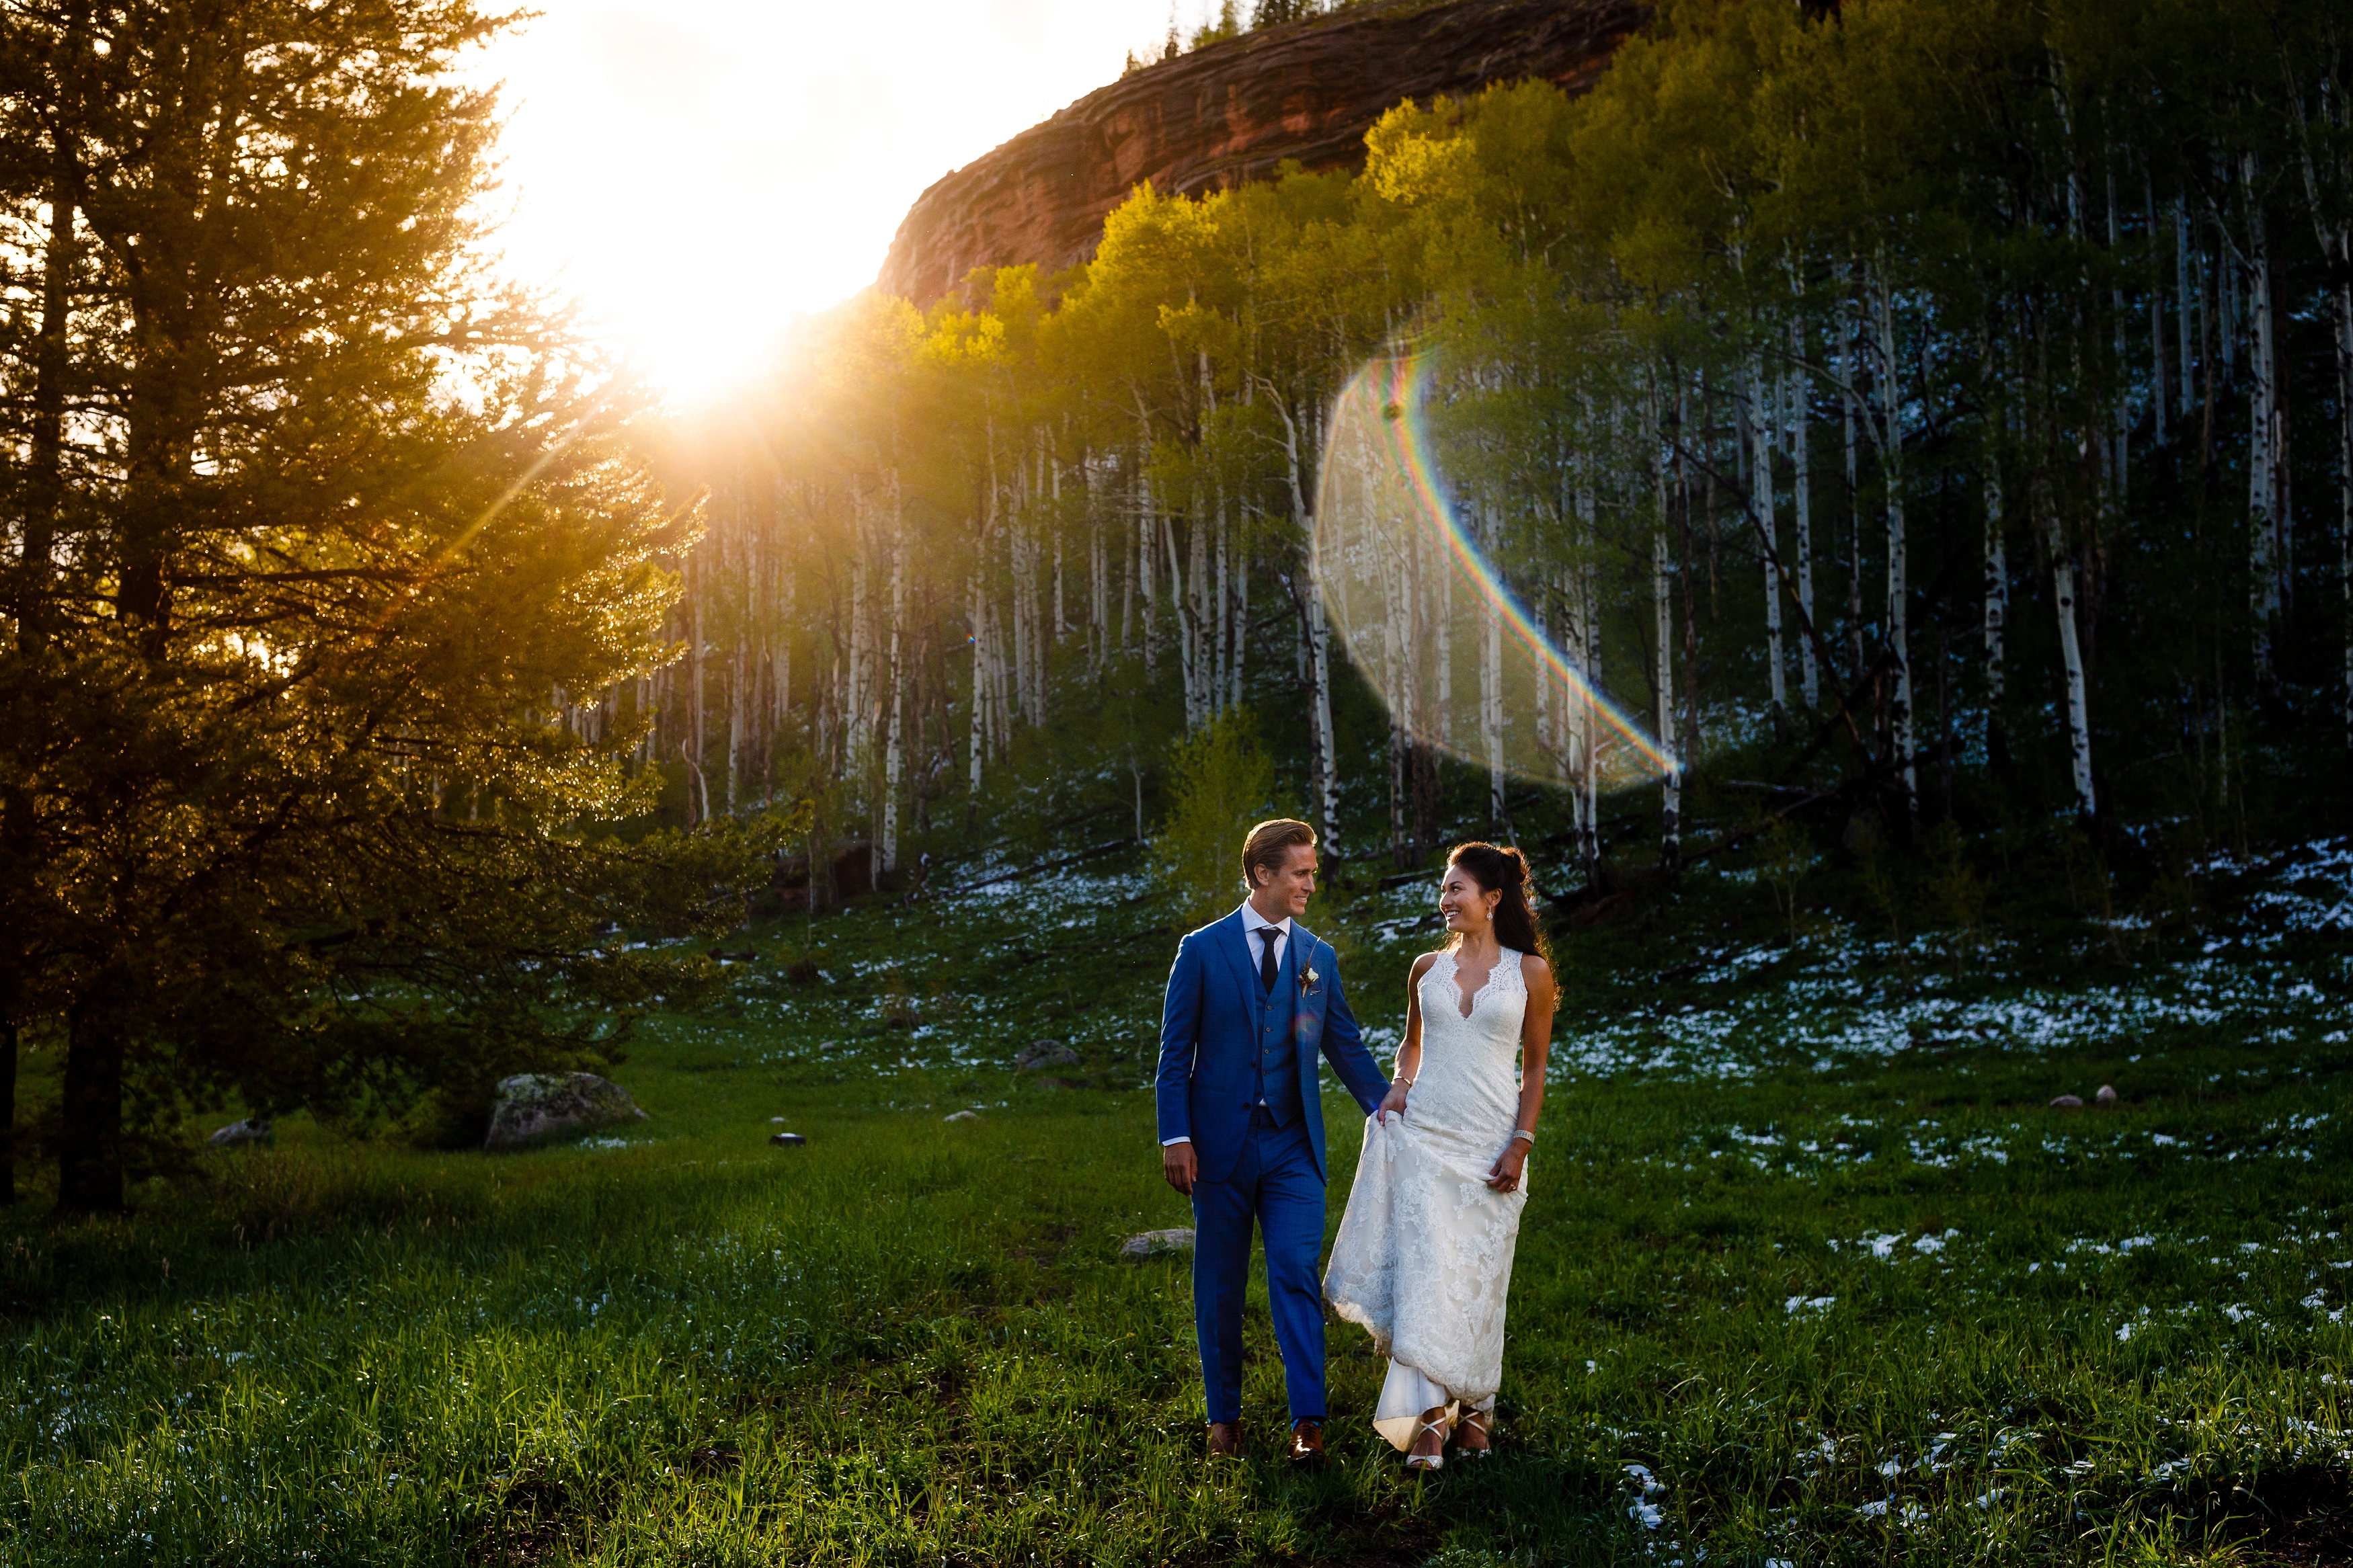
[1287, 1419, 1326, 1464]
[1207, 1421, 1242, 1458]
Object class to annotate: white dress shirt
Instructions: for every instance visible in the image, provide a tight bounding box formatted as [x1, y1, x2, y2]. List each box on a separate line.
[1163, 901, 1295, 1147]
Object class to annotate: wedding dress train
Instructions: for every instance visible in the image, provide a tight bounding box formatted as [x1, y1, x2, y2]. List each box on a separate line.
[1324, 947, 1530, 1449]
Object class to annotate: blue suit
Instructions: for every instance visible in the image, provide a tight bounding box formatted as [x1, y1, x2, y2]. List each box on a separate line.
[1156, 909, 1390, 1425]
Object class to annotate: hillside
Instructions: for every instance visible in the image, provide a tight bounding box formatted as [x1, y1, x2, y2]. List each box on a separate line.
[874, 0, 1647, 304]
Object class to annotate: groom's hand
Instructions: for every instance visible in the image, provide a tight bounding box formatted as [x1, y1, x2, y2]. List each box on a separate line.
[1162, 1141, 1198, 1196]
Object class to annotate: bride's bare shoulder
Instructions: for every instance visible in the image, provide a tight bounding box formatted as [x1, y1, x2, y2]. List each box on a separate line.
[1409, 951, 1443, 981]
[1519, 951, 1555, 987]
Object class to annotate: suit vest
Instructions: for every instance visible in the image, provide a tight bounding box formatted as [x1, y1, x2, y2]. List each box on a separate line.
[1253, 939, 1303, 1125]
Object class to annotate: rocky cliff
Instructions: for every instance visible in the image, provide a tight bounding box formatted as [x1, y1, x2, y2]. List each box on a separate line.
[875, 0, 1648, 306]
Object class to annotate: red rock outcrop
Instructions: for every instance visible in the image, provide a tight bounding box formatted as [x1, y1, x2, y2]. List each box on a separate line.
[875, 0, 1648, 306]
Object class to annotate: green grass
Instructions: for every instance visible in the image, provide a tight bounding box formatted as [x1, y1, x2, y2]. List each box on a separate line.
[6, 839, 2353, 1565]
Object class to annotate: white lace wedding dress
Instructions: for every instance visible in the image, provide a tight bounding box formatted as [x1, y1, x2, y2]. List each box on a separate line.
[1325, 947, 1530, 1449]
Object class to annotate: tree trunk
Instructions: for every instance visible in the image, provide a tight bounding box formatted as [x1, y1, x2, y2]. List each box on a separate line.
[1983, 442, 2009, 766]
[1213, 503, 1230, 713]
[1786, 337, 1818, 708]
[688, 563, 706, 827]
[2177, 199, 2197, 426]
[1841, 303, 1866, 682]
[1138, 459, 1157, 675]
[1751, 356, 1785, 718]
[2244, 159, 2282, 675]
[1270, 382, 1339, 850]
[883, 544, 904, 875]
[0, 1018, 16, 1206]
[1307, 559, 1340, 854]
[1651, 384, 1680, 869]
[1872, 267, 1916, 815]
[1230, 530, 1247, 712]
[966, 567, 986, 805]
[2038, 471, 2098, 821]
[58, 1001, 124, 1214]
[1480, 505, 1507, 832]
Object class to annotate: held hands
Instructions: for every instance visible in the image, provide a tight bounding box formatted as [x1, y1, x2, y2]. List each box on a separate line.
[1485, 1138, 1529, 1193]
[1162, 1140, 1198, 1196]
[1375, 1078, 1411, 1126]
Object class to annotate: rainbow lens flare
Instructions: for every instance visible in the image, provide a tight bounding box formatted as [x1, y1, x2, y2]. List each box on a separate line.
[1314, 354, 1674, 792]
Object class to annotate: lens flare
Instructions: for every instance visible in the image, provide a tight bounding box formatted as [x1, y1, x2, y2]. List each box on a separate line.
[1314, 354, 1674, 794]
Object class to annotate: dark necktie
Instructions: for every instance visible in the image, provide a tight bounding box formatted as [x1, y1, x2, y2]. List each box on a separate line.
[1257, 927, 1280, 994]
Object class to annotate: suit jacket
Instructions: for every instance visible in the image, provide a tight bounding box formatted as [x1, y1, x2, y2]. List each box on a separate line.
[1155, 909, 1390, 1184]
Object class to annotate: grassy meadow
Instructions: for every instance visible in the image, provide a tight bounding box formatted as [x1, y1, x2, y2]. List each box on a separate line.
[5, 832, 2353, 1565]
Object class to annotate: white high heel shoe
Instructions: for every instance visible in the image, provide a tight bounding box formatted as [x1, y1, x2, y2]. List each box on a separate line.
[1404, 1416, 1449, 1472]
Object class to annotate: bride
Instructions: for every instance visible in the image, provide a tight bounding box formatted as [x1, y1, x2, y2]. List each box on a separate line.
[1324, 841, 1556, 1470]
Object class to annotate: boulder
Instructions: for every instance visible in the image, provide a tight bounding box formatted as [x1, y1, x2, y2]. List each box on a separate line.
[769, 1131, 807, 1147]
[1120, 1228, 1196, 1261]
[944, 1110, 980, 1123]
[1016, 1039, 1081, 1073]
[2096, 1084, 2118, 1105]
[2050, 1094, 2084, 1109]
[208, 1118, 270, 1148]
[484, 1073, 647, 1151]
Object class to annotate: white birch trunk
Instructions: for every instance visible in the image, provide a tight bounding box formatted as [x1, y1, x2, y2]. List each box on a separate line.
[967, 567, 986, 799]
[1231, 534, 1247, 712]
[1574, 474, 1601, 880]
[1750, 356, 1785, 716]
[689, 556, 706, 828]
[2108, 169, 2130, 500]
[1433, 536, 1452, 745]
[2177, 200, 2197, 425]
[1786, 344, 1818, 708]
[1138, 456, 1157, 676]
[1480, 504, 1505, 829]
[1840, 299, 1866, 679]
[1090, 494, 1107, 677]
[2245, 153, 2283, 672]
[1307, 550, 1340, 853]
[1872, 267, 1916, 806]
[1270, 381, 1339, 848]
[883, 542, 904, 874]
[2147, 174, 2169, 448]
[1051, 450, 1067, 640]
[1983, 450, 2007, 709]
[1213, 503, 1230, 714]
[2047, 514, 2098, 820]
[1650, 386, 1679, 863]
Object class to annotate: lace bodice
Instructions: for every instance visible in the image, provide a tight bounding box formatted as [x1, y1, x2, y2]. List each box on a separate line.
[1408, 947, 1527, 1135]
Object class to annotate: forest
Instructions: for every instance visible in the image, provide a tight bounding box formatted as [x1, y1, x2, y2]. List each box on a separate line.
[655, 0, 2353, 903]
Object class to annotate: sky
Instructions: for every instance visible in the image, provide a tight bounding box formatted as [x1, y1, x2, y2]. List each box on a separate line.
[466, 1, 1222, 406]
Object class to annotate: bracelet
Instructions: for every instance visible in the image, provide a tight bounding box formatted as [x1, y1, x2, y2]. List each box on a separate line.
[1509, 1128, 1535, 1145]
[1396, 1077, 1414, 1087]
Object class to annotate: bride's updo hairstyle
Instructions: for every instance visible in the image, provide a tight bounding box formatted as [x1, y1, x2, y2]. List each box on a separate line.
[1447, 841, 1550, 966]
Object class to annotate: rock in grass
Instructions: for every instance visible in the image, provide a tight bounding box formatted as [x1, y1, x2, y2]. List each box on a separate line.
[1121, 1229, 1195, 1261]
[944, 1109, 980, 1123]
[769, 1131, 807, 1147]
[1016, 1039, 1080, 1073]
[2050, 1094, 2084, 1109]
[208, 1118, 270, 1147]
[484, 1073, 647, 1151]
[2096, 1084, 2118, 1105]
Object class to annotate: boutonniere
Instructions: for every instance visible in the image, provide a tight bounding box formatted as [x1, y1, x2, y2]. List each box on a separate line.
[1300, 964, 1322, 997]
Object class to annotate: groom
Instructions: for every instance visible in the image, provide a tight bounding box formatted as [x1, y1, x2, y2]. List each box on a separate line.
[1156, 818, 1390, 1461]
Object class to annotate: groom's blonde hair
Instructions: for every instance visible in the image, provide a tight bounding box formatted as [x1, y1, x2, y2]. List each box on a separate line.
[1242, 819, 1317, 890]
